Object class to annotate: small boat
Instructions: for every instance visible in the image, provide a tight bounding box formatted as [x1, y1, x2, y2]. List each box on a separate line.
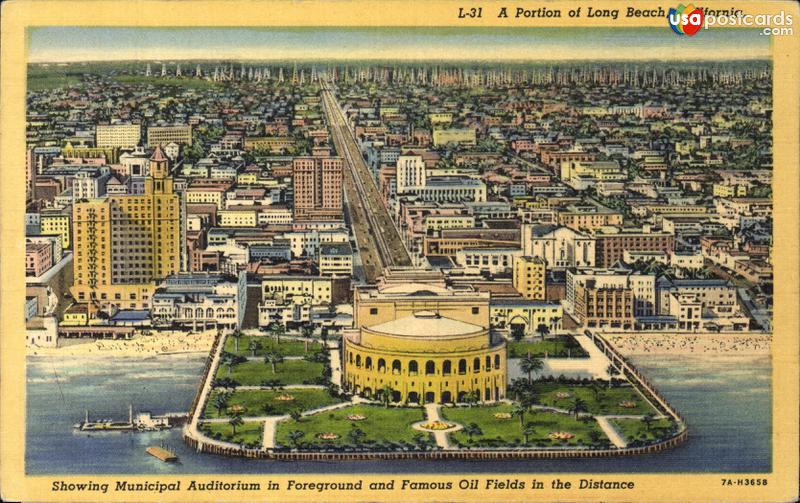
[74, 406, 175, 433]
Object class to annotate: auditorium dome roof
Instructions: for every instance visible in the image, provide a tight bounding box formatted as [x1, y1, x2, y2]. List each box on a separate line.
[368, 311, 484, 338]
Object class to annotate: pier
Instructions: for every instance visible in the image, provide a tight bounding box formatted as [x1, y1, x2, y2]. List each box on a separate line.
[585, 330, 688, 425]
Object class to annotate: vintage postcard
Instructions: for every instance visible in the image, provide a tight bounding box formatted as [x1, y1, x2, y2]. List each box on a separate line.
[1, 0, 798, 501]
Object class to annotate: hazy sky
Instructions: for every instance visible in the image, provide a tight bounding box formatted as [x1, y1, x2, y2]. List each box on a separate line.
[28, 27, 770, 63]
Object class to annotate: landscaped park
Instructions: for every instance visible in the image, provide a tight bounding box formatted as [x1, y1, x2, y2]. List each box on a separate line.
[189, 331, 686, 456]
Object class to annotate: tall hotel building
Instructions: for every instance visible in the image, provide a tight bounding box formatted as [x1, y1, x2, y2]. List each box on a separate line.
[292, 156, 343, 221]
[71, 147, 180, 311]
[95, 123, 142, 149]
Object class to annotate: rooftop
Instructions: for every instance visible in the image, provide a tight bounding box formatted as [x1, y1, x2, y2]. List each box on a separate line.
[491, 298, 561, 308]
[111, 310, 151, 323]
[368, 311, 484, 338]
[379, 282, 450, 295]
[150, 145, 168, 162]
[320, 242, 353, 256]
[426, 176, 484, 187]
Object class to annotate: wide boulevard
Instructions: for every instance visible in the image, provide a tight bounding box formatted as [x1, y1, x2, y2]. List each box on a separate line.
[321, 80, 412, 283]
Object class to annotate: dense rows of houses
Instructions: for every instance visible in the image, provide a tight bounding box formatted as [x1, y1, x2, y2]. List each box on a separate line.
[24, 61, 772, 347]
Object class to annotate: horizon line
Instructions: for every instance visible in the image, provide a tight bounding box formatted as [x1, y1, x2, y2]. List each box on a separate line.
[29, 56, 773, 64]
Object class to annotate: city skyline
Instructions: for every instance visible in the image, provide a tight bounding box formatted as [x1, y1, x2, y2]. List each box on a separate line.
[21, 48, 775, 474]
[28, 27, 770, 63]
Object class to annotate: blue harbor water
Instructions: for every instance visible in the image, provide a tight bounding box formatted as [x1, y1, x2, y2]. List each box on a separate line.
[26, 353, 771, 474]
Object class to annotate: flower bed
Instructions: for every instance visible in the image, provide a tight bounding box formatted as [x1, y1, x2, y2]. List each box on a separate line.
[228, 404, 246, 414]
[420, 421, 455, 431]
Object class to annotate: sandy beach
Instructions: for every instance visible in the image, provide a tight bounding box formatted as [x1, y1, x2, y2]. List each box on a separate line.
[28, 330, 217, 357]
[605, 332, 771, 355]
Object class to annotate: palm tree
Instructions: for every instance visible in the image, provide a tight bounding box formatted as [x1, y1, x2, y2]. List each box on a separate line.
[248, 339, 262, 357]
[378, 385, 395, 408]
[523, 423, 537, 444]
[508, 378, 530, 401]
[264, 351, 284, 374]
[301, 325, 315, 353]
[589, 382, 604, 402]
[289, 409, 302, 422]
[212, 377, 231, 389]
[228, 413, 243, 436]
[287, 430, 304, 448]
[411, 432, 429, 451]
[231, 329, 243, 353]
[570, 398, 588, 419]
[463, 390, 480, 407]
[301, 324, 315, 339]
[260, 379, 282, 390]
[347, 427, 366, 445]
[213, 392, 231, 417]
[510, 324, 526, 342]
[535, 323, 550, 341]
[220, 352, 234, 376]
[511, 402, 529, 428]
[641, 412, 655, 432]
[220, 352, 245, 376]
[606, 364, 618, 389]
[462, 423, 483, 443]
[269, 322, 285, 344]
[520, 386, 538, 409]
[519, 355, 544, 384]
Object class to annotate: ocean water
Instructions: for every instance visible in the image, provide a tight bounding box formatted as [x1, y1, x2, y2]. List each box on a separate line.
[25, 353, 771, 474]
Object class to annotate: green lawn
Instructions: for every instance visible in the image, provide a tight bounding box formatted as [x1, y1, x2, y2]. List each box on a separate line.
[442, 404, 609, 449]
[275, 405, 431, 451]
[203, 389, 343, 418]
[508, 336, 589, 358]
[215, 359, 325, 386]
[199, 421, 263, 447]
[533, 382, 657, 416]
[610, 417, 679, 446]
[224, 335, 323, 357]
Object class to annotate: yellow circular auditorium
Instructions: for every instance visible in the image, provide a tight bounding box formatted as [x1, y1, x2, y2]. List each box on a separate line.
[343, 310, 507, 404]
